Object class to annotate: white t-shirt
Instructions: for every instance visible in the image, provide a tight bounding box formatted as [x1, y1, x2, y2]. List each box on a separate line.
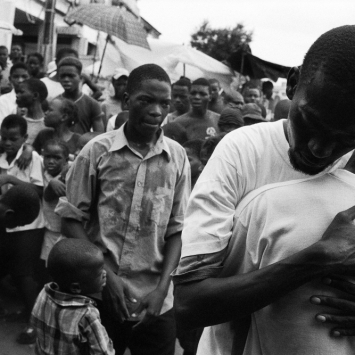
[0, 145, 44, 232]
[25, 117, 46, 145]
[181, 120, 351, 258]
[213, 170, 355, 355]
[178, 120, 352, 355]
[0, 89, 17, 123]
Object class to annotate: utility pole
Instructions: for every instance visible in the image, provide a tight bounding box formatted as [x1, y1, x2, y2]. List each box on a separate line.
[42, 0, 56, 69]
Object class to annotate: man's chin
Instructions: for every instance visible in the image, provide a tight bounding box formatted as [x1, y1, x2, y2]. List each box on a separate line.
[288, 150, 329, 176]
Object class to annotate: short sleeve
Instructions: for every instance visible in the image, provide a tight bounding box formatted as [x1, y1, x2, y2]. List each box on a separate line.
[55, 154, 96, 221]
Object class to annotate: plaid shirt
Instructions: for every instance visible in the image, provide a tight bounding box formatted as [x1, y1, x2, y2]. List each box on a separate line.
[30, 283, 115, 355]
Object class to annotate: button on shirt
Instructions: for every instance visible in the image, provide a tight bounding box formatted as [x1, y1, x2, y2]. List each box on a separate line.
[56, 124, 190, 315]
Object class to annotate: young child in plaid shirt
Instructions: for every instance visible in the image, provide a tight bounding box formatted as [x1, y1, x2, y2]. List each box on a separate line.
[30, 238, 115, 355]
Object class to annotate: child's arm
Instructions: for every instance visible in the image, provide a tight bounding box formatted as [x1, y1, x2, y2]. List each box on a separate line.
[16, 144, 33, 170]
[0, 174, 43, 198]
[44, 178, 66, 202]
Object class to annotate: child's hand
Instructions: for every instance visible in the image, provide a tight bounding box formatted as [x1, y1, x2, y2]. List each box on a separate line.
[48, 179, 66, 197]
[16, 145, 33, 170]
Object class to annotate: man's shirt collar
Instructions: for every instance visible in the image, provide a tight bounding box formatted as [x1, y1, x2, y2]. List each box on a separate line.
[109, 123, 171, 161]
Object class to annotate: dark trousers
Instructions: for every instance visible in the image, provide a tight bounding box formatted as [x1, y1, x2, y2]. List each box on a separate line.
[97, 302, 176, 355]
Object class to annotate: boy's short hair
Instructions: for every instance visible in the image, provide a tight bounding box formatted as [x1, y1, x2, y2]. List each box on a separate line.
[183, 139, 204, 158]
[0, 45, 8, 53]
[173, 78, 191, 90]
[1, 114, 27, 136]
[162, 122, 188, 145]
[0, 185, 40, 226]
[262, 81, 273, 91]
[10, 62, 28, 76]
[57, 57, 82, 75]
[54, 97, 78, 127]
[126, 64, 171, 95]
[27, 52, 44, 65]
[55, 48, 78, 64]
[47, 239, 102, 290]
[23, 78, 48, 102]
[191, 78, 211, 91]
[43, 139, 69, 160]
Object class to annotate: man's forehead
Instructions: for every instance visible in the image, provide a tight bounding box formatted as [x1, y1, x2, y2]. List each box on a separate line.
[1, 127, 21, 135]
[58, 65, 79, 74]
[191, 85, 209, 92]
[138, 79, 171, 93]
[173, 85, 189, 93]
[11, 69, 28, 76]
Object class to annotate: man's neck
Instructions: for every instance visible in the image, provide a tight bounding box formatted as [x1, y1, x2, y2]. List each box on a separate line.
[191, 108, 208, 119]
[55, 124, 73, 141]
[6, 151, 17, 165]
[62, 89, 82, 101]
[27, 104, 44, 120]
[124, 123, 159, 158]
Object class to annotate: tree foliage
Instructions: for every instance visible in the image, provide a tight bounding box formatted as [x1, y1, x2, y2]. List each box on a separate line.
[190, 21, 253, 62]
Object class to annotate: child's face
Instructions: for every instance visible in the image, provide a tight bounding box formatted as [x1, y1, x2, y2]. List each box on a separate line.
[45, 99, 64, 128]
[210, 83, 220, 101]
[112, 76, 127, 99]
[244, 88, 260, 104]
[0, 126, 27, 158]
[16, 82, 34, 108]
[27, 56, 41, 76]
[185, 148, 202, 180]
[58, 65, 81, 93]
[80, 255, 107, 295]
[11, 45, 22, 59]
[0, 48, 8, 67]
[43, 144, 67, 177]
[10, 68, 29, 91]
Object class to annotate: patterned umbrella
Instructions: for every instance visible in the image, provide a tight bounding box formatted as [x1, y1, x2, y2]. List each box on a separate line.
[65, 4, 149, 49]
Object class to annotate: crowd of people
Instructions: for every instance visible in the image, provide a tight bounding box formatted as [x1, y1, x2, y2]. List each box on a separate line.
[2, 25, 355, 355]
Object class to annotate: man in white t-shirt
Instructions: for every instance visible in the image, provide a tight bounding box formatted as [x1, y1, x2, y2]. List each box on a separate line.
[173, 25, 355, 355]
[216, 162, 355, 355]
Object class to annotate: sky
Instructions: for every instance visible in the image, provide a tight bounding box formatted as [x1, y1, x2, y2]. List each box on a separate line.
[139, 0, 355, 67]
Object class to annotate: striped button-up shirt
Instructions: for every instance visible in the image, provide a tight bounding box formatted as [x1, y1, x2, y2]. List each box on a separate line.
[56, 125, 190, 316]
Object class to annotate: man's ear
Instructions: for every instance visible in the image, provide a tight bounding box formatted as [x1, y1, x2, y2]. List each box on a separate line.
[70, 282, 81, 294]
[286, 66, 300, 100]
